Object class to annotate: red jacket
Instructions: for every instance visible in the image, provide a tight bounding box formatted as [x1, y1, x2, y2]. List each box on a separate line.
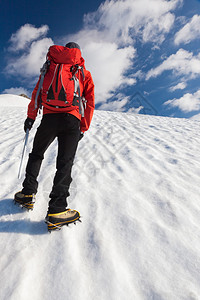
[27, 45, 95, 133]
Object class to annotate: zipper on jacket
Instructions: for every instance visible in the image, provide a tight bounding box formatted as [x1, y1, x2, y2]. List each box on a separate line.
[55, 64, 61, 93]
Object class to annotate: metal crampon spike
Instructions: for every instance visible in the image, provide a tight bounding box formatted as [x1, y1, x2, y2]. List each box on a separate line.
[46, 214, 82, 232]
[46, 220, 62, 232]
[14, 199, 34, 211]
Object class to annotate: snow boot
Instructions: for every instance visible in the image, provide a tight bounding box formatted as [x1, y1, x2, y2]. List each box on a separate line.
[14, 191, 36, 210]
[45, 209, 81, 231]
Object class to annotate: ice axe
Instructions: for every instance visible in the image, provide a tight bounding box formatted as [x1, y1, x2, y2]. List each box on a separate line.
[18, 129, 29, 179]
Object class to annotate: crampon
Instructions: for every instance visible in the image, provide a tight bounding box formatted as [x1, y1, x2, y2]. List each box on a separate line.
[45, 209, 82, 232]
[14, 192, 35, 211]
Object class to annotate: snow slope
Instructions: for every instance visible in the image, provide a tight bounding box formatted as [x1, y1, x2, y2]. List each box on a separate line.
[0, 95, 200, 300]
[0, 94, 30, 107]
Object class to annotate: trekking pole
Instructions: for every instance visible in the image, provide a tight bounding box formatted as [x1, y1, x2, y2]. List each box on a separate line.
[18, 129, 29, 179]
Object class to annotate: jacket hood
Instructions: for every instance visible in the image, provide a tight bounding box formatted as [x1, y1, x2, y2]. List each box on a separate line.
[48, 45, 85, 67]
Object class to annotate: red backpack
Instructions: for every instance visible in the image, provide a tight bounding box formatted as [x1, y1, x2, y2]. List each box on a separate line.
[35, 46, 86, 117]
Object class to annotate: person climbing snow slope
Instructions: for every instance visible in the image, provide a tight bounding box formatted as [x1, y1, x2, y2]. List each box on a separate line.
[14, 42, 95, 231]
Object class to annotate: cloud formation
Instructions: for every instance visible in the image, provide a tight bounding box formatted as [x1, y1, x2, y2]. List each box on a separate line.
[83, 0, 181, 45]
[174, 14, 200, 45]
[69, 38, 136, 102]
[146, 49, 200, 80]
[6, 38, 53, 77]
[5, 0, 183, 109]
[6, 24, 53, 77]
[169, 82, 187, 92]
[62, 0, 182, 104]
[2, 87, 30, 96]
[164, 89, 200, 112]
[9, 24, 49, 51]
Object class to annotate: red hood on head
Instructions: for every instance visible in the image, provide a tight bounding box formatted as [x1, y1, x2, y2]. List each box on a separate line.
[48, 45, 85, 67]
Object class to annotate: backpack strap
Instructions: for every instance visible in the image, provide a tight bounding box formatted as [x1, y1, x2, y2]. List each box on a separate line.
[34, 60, 50, 109]
[71, 65, 85, 117]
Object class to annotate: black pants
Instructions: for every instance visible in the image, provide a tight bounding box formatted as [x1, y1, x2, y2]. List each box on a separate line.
[22, 113, 80, 213]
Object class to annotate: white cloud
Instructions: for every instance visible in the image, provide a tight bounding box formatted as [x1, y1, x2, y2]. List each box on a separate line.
[2, 87, 30, 96]
[98, 95, 130, 112]
[61, 0, 182, 103]
[83, 41, 136, 102]
[9, 24, 49, 51]
[83, 0, 182, 45]
[174, 14, 200, 45]
[142, 12, 175, 44]
[6, 37, 53, 77]
[5, 24, 54, 78]
[146, 49, 200, 80]
[169, 82, 187, 92]
[5, 0, 183, 105]
[164, 89, 200, 112]
[63, 32, 136, 103]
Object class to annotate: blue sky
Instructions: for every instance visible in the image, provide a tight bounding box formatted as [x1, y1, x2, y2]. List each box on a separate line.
[1, 0, 200, 119]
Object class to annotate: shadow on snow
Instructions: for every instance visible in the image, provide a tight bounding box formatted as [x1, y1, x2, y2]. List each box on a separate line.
[0, 199, 47, 235]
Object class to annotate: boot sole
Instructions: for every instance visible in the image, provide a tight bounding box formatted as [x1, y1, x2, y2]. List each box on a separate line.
[13, 199, 35, 211]
[45, 215, 82, 232]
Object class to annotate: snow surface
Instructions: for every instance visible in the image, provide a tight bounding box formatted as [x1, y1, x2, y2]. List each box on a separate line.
[0, 95, 200, 300]
[0, 94, 30, 107]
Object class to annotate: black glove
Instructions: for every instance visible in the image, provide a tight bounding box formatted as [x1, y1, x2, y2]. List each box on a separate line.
[24, 117, 35, 132]
[79, 132, 84, 141]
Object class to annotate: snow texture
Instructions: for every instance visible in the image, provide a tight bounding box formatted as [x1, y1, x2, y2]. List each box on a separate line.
[0, 95, 200, 300]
